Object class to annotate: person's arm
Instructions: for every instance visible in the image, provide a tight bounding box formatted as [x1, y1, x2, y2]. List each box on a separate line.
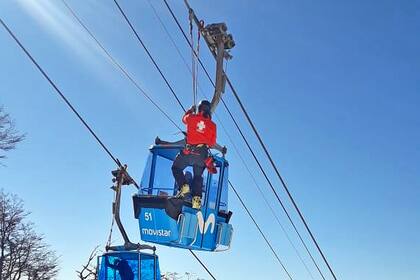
[182, 105, 196, 124]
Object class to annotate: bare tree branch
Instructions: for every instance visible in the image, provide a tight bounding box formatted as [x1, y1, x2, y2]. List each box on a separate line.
[0, 190, 59, 280]
[0, 106, 25, 160]
[77, 246, 100, 280]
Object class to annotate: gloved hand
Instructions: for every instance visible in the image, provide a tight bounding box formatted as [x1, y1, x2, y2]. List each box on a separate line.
[222, 146, 227, 155]
[187, 105, 196, 114]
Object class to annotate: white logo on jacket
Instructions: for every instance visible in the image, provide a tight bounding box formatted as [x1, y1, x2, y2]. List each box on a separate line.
[196, 121, 206, 133]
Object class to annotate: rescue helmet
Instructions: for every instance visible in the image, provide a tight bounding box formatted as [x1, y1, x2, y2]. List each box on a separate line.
[198, 100, 211, 117]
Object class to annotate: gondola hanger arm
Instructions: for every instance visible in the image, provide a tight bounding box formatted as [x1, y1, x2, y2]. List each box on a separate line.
[183, 0, 235, 113]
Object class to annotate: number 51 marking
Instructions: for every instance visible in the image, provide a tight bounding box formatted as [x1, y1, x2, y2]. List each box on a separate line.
[145, 212, 153, 221]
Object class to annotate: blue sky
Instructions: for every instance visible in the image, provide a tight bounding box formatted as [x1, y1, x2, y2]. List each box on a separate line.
[0, 0, 419, 279]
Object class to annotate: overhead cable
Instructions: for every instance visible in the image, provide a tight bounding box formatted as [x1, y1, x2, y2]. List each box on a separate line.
[61, 0, 182, 132]
[112, 0, 186, 112]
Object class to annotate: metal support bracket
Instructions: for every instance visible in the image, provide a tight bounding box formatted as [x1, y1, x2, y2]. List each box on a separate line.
[106, 165, 156, 252]
[184, 0, 235, 113]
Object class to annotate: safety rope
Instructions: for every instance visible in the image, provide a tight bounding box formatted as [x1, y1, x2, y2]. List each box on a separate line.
[189, 11, 196, 110]
[106, 189, 117, 249]
[189, 12, 203, 111]
[195, 21, 203, 105]
[106, 213, 115, 249]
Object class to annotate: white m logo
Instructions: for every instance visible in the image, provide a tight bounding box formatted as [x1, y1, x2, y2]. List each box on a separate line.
[196, 212, 215, 234]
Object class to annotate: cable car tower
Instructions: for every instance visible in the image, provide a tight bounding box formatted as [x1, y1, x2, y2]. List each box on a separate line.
[133, 1, 236, 252]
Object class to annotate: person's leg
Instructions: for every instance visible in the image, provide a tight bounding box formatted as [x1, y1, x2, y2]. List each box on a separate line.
[191, 165, 205, 209]
[171, 152, 190, 197]
[191, 147, 208, 209]
[192, 165, 205, 197]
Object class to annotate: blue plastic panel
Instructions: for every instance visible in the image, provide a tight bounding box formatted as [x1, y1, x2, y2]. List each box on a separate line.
[178, 211, 198, 246]
[216, 222, 233, 249]
[139, 208, 179, 244]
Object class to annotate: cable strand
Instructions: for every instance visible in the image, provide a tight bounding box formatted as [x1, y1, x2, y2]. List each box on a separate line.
[112, 0, 186, 112]
[229, 181, 293, 280]
[0, 17, 120, 167]
[61, 0, 182, 132]
[228, 75, 337, 280]
[188, 250, 216, 280]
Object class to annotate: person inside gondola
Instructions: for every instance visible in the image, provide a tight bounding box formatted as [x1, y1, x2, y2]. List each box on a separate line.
[166, 100, 223, 209]
[106, 258, 134, 280]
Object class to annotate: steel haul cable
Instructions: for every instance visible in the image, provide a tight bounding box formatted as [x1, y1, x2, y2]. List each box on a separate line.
[112, 0, 186, 112]
[0, 18, 119, 168]
[0, 16, 215, 280]
[229, 181, 293, 280]
[227, 76, 339, 280]
[189, 250, 217, 280]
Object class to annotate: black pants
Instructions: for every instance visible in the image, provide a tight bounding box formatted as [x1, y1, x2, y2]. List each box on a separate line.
[171, 146, 208, 197]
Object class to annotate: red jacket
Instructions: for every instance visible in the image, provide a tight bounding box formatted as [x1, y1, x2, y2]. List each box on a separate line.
[183, 111, 216, 147]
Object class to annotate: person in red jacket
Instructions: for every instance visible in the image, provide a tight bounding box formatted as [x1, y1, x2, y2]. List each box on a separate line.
[171, 100, 218, 209]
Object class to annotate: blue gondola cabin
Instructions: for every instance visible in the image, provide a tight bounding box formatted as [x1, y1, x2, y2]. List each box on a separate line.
[98, 251, 160, 280]
[133, 144, 233, 251]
